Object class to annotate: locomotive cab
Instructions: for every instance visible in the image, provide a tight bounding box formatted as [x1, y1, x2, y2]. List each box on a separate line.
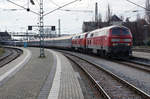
[108, 26, 132, 56]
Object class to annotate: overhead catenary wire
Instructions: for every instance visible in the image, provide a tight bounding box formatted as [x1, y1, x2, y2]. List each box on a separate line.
[43, 0, 80, 16]
[116, 0, 146, 21]
[47, 0, 92, 13]
[48, 0, 60, 7]
[7, 0, 40, 15]
[126, 0, 150, 11]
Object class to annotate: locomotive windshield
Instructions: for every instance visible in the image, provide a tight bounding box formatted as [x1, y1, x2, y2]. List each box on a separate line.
[111, 27, 130, 35]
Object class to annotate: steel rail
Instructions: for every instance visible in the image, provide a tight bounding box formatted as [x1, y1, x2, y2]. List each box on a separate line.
[133, 48, 150, 53]
[0, 48, 13, 62]
[117, 60, 150, 73]
[92, 54, 150, 73]
[0, 47, 23, 68]
[127, 57, 150, 66]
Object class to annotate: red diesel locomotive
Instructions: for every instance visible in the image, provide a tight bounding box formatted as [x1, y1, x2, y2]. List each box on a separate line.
[72, 33, 88, 51]
[72, 25, 132, 56]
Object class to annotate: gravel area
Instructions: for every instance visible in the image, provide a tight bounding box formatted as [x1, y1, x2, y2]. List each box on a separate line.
[0, 48, 4, 56]
[0, 48, 54, 99]
[133, 51, 150, 60]
[64, 51, 150, 95]
[0, 48, 22, 68]
[0, 48, 11, 59]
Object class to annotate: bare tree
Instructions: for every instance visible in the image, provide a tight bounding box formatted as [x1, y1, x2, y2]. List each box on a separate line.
[136, 13, 141, 21]
[120, 15, 124, 22]
[125, 17, 130, 22]
[106, 4, 112, 24]
[98, 13, 102, 22]
[145, 0, 150, 23]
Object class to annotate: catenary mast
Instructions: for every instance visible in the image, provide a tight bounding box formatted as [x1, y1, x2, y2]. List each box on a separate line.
[39, 0, 45, 57]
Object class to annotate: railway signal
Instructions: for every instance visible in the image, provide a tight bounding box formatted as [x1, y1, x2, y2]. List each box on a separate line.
[28, 26, 32, 30]
[51, 26, 55, 31]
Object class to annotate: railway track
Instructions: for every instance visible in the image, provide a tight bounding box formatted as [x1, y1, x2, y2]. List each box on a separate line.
[133, 48, 150, 53]
[0, 47, 23, 67]
[116, 57, 150, 73]
[61, 51, 150, 99]
[58, 49, 150, 73]
[90, 54, 150, 73]
[127, 57, 150, 66]
[86, 54, 150, 73]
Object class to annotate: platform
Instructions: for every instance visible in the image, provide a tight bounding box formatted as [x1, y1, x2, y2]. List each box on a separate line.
[0, 47, 84, 99]
[47, 50, 84, 99]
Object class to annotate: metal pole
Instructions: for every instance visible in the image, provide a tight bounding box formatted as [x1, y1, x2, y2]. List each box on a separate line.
[39, 0, 45, 57]
[58, 19, 61, 37]
[26, 29, 28, 42]
[144, 25, 148, 45]
[95, 2, 99, 29]
[95, 2, 98, 22]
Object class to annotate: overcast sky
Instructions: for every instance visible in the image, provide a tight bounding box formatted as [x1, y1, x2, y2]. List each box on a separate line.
[0, 0, 146, 34]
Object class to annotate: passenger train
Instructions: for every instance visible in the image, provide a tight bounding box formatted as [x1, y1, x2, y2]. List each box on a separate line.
[5, 25, 133, 57]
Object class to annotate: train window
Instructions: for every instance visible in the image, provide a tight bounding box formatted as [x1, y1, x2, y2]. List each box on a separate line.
[90, 34, 94, 37]
[80, 35, 83, 38]
[95, 32, 99, 37]
[87, 34, 90, 38]
[105, 30, 108, 35]
[111, 28, 121, 35]
[111, 28, 130, 35]
[122, 28, 130, 35]
[72, 36, 76, 39]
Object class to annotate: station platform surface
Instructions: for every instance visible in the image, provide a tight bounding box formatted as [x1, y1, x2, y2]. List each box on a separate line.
[0, 47, 84, 99]
[133, 51, 150, 59]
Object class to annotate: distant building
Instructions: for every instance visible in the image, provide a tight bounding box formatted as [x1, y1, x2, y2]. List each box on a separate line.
[123, 19, 150, 45]
[82, 15, 122, 32]
[110, 15, 123, 25]
[82, 21, 108, 32]
[82, 22, 98, 32]
[0, 31, 11, 41]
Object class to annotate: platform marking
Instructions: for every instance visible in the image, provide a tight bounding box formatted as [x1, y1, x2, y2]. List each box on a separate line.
[48, 51, 61, 99]
[0, 49, 31, 84]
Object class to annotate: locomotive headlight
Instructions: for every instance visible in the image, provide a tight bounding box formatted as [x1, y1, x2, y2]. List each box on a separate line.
[111, 39, 120, 42]
[122, 43, 131, 46]
[127, 43, 131, 46]
[112, 43, 118, 46]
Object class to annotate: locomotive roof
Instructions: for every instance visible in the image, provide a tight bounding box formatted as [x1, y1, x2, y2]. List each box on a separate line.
[90, 25, 129, 33]
[44, 35, 73, 41]
[29, 35, 73, 42]
[72, 32, 88, 39]
[74, 32, 88, 36]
